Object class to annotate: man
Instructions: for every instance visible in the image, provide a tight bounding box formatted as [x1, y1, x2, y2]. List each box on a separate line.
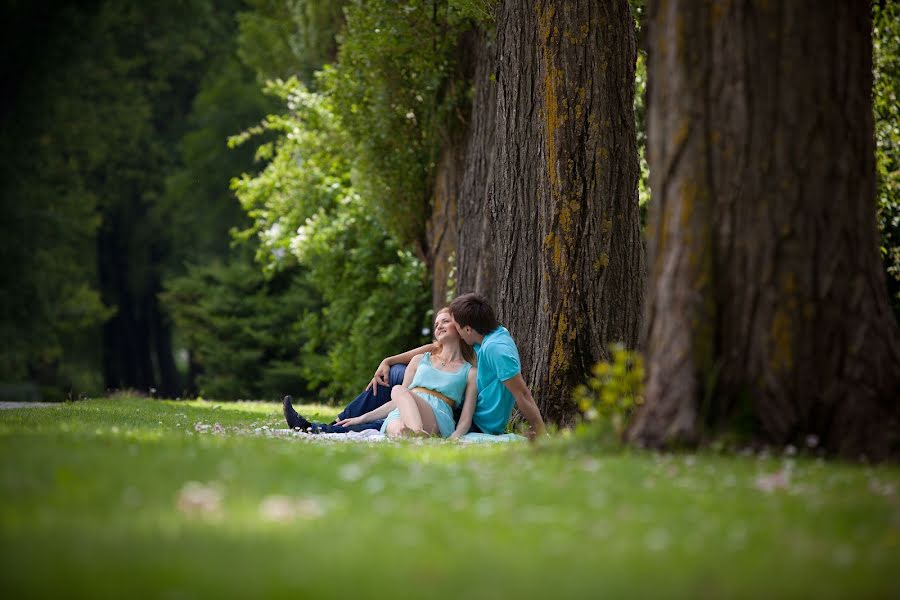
[283, 293, 546, 437]
[444, 293, 545, 436]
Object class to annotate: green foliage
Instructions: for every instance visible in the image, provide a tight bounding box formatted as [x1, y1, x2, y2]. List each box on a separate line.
[1, 0, 272, 397]
[0, 2, 128, 393]
[161, 261, 316, 400]
[874, 1, 900, 320]
[573, 345, 645, 437]
[236, 0, 347, 85]
[319, 0, 478, 249]
[630, 0, 650, 227]
[230, 77, 430, 402]
[162, 46, 275, 268]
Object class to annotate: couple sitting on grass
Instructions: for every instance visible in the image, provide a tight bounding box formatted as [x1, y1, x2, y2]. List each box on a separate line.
[283, 293, 547, 439]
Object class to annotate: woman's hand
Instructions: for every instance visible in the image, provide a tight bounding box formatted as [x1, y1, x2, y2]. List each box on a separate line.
[335, 416, 364, 427]
[366, 360, 391, 395]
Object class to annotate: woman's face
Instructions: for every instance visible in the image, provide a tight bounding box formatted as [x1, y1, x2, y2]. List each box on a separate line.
[433, 310, 458, 343]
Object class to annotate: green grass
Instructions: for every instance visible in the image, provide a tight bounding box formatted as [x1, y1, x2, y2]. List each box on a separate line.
[0, 397, 897, 599]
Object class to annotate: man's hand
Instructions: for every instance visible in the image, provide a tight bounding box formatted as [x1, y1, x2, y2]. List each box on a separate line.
[366, 360, 391, 396]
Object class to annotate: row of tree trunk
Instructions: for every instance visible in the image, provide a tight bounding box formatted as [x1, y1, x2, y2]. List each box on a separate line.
[430, 0, 899, 458]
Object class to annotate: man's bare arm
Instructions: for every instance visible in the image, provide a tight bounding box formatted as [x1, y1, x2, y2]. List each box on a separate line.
[367, 343, 437, 394]
[502, 374, 547, 437]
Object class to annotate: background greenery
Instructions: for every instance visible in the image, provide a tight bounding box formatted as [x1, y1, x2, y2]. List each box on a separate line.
[874, 0, 900, 317]
[1, 0, 897, 405]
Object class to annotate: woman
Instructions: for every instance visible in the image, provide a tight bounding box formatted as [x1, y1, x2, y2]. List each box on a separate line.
[335, 308, 478, 439]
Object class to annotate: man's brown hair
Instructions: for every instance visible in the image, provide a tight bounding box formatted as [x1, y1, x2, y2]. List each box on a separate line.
[449, 293, 499, 335]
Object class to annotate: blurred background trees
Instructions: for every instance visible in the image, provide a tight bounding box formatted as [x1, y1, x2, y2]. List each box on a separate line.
[1, 0, 897, 447]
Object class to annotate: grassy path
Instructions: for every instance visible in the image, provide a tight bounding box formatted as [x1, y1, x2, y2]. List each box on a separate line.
[0, 397, 897, 598]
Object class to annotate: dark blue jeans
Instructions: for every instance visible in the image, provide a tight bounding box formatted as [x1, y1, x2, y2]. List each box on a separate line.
[309, 364, 407, 433]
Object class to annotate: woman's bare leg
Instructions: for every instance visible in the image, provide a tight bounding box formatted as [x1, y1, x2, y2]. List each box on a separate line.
[390, 387, 439, 436]
[385, 419, 407, 437]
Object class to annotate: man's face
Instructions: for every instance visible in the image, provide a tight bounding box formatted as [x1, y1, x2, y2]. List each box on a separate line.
[449, 314, 477, 345]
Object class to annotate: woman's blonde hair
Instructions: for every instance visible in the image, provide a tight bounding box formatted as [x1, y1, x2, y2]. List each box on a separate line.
[433, 307, 477, 366]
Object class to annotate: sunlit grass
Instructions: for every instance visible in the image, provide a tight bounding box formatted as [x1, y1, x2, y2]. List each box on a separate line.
[0, 397, 897, 599]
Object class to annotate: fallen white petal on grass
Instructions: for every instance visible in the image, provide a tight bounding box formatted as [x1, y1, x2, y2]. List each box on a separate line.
[754, 469, 791, 493]
[259, 495, 326, 522]
[339, 463, 364, 482]
[644, 528, 670, 552]
[177, 481, 223, 520]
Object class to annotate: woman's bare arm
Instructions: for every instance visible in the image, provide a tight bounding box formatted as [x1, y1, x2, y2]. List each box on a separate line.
[449, 367, 478, 440]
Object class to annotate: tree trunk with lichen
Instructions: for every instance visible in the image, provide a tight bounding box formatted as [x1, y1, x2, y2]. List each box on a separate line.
[454, 31, 499, 309]
[459, 0, 644, 425]
[627, 0, 900, 459]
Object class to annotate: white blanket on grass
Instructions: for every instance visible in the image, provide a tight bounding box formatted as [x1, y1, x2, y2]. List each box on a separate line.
[262, 427, 525, 443]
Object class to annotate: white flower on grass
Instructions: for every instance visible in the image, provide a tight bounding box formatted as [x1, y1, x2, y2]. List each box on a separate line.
[581, 458, 601, 473]
[295, 497, 326, 519]
[868, 478, 897, 497]
[339, 463, 364, 482]
[474, 497, 494, 520]
[644, 528, 670, 552]
[259, 495, 325, 522]
[365, 476, 386, 494]
[260, 496, 294, 521]
[754, 469, 790, 494]
[177, 481, 223, 520]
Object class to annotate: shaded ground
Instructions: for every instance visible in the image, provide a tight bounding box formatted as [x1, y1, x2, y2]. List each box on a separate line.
[0, 397, 897, 599]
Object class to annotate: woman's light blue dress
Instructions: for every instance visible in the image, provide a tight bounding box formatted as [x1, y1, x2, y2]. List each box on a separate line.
[381, 353, 471, 437]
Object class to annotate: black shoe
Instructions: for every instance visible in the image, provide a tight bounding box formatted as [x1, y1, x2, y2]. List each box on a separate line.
[282, 395, 312, 430]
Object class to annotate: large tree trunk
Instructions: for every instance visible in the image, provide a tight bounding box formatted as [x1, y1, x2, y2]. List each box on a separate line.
[429, 123, 463, 309]
[628, 0, 900, 459]
[455, 0, 644, 424]
[455, 31, 499, 307]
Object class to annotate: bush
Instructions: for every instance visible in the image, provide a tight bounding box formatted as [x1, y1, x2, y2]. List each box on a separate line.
[572, 344, 645, 438]
[161, 260, 316, 401]
[229, 77, 430, 402]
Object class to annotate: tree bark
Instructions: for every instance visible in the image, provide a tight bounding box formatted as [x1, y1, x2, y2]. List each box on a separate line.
[429, 123, 463, 309]
[478, 0, 644, 424]
[628, 0, 900, 459]
[429, 31, 481, 310]
[456, 31, 499, 306]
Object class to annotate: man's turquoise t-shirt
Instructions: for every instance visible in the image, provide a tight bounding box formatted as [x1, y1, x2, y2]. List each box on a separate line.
[473, 326, 521, 434]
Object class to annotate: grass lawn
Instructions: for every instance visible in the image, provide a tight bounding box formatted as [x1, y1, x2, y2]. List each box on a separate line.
[0, 397, 897, 599]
